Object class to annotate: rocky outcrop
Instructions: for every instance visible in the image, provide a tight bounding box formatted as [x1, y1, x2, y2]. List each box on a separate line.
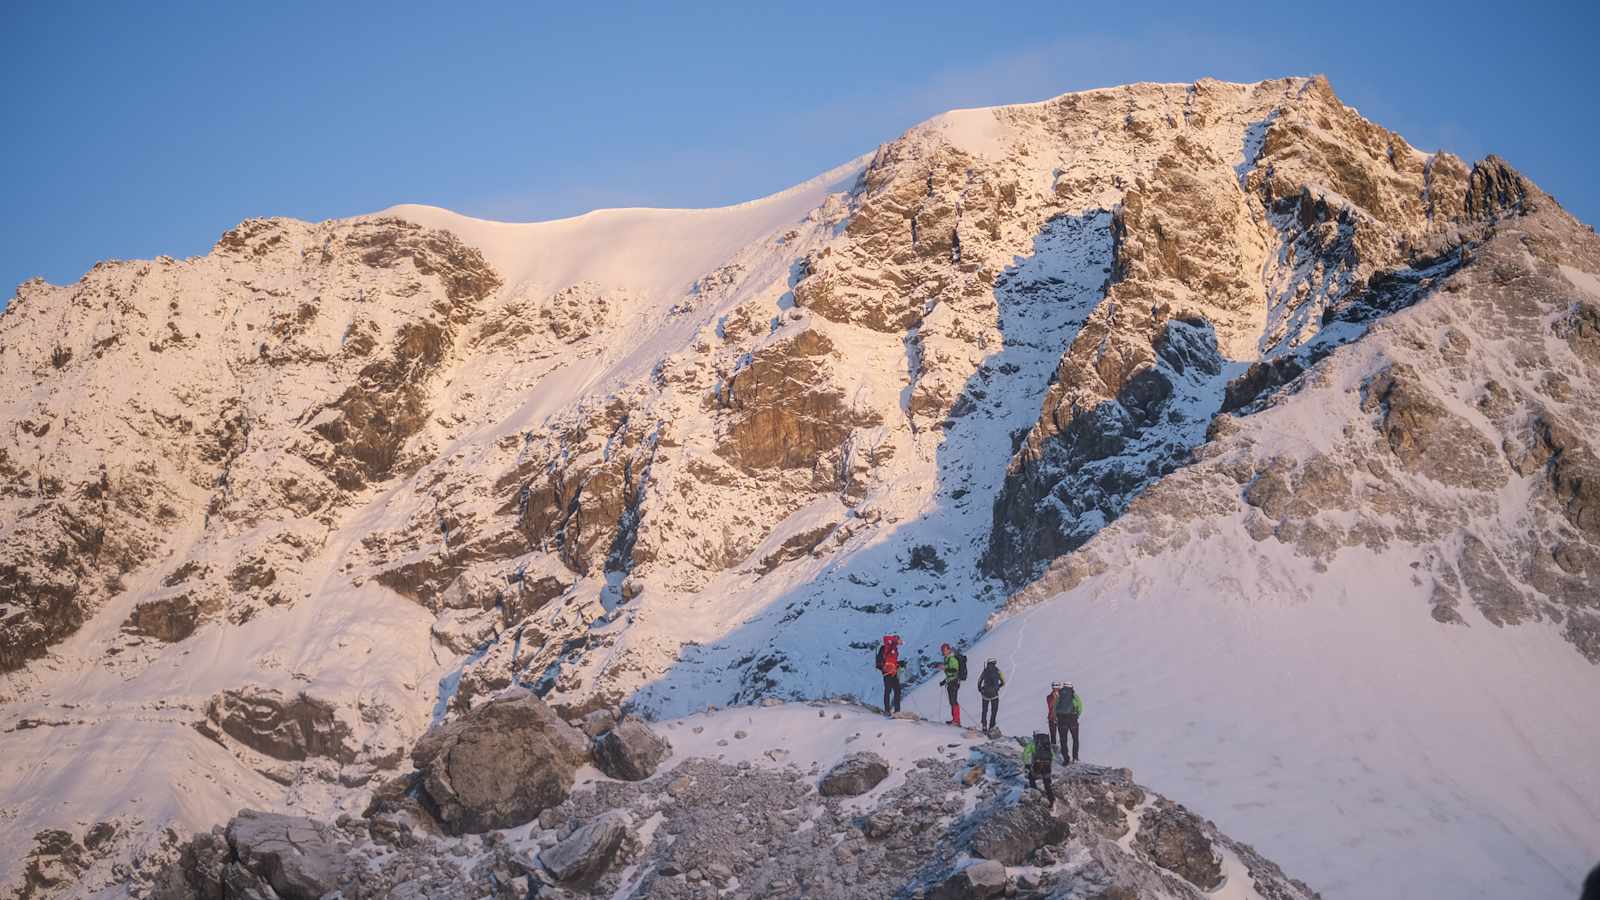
[970, 793, 1068, 865]
[985, 76, 1553, 587]
[537, 811, 630, 882]
[817, 751, 891, 797]
[0, 214, 501, 671]
[713, 328, 880, 471]
[508, 396, 662, 578]
[1361, 363, 1503, 490]
[409, 690, 589, 834]
[11, 830, 90, 900]
[1134, 801, 1224, 890]
[931, 859, 1009, 899]
[225, 810, 351, 900]
[202, 687, 357, 764]
[153, 811, 351, 900]
[591, 718, 670, 782]
[122, 594, 201, 643]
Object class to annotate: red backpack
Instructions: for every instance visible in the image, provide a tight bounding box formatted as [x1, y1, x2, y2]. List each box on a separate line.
[879, 636, 900, 676]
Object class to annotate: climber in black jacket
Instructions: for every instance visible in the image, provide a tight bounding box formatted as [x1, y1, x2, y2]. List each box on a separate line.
[976, 659, 1005, 734]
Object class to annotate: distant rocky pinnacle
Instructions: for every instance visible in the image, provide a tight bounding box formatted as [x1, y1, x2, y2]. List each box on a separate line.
[1, 74, 1598, 897]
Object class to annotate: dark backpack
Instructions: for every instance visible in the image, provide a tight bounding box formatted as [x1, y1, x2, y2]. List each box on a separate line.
[1031, 733, 1053, 772]
[1055, 685, 1077, 719]
[956, 652, 968, 682]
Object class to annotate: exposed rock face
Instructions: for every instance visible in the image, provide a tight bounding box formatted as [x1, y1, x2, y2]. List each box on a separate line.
[1361, 363, 1503, 491]
[5, 823, 130, 900]
[12, 830, 89, 900]
[0, 216, 499, 671]
[537, 811, 630, 882]
[1135, 801, 1224, 890]
[122, 594, 201, 642]
[152, 811, 350, 900]
[817, 751, 891, 797]
[224, 810, 351, 900]
[591, 719, 670, 782]
[985, 76, 1551, 587]
[714, 329, 881, 471]
[970, 793, 1068, 865]
[409, 690, 589, 834]
[203, 687, 357, 764]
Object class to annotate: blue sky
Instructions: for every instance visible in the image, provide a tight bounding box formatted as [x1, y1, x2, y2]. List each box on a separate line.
[3, 1, 1596, 299]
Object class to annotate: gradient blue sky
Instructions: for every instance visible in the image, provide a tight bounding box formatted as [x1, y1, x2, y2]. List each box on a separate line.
[3, 1, 1596, 300]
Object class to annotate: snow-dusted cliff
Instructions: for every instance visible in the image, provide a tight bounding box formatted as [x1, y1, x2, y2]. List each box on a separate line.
[2, 76, 1597, 899]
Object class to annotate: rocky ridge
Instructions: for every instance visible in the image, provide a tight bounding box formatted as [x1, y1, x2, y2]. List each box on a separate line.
[146, 701, 1316, 900]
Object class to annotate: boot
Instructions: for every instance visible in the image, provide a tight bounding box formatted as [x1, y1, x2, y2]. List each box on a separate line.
[952, 703, 961, 726]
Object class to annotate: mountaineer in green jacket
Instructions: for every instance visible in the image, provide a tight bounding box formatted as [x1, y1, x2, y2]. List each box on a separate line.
[932, 642, 966, 726]
[1022, 731, 1055, 804]
[1053, 681, 1084, 763]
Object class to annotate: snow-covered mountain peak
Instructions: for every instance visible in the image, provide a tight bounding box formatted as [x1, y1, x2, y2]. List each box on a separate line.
[2, 76, 1597, 899]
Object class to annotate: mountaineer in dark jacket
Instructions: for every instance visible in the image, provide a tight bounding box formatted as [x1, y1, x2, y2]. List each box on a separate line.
[1054, 681, 1084, 763]
[976, 659, 1005, 734]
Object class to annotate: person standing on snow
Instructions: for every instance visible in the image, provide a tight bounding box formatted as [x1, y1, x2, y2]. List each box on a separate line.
[874, 634, 903, 717]
[977, 659, 1005, 734]
[1022, 731, 1055, 804]
[932, 642, 965, 726]
[1054, 681, 1084, 763]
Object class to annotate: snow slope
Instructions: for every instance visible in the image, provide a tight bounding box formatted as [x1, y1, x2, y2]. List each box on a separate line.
[929, 539, 1600, 899]
[385, 156, 867, 302]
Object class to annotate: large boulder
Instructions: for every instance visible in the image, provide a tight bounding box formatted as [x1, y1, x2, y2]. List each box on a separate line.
[537, 811, 630, 882]
[818, 751, 890, 797]
[931, 859, 1009, 899]
[225, 809, 350, 900]
[204, 686, 356, 763]
[971, 793, 1068, 865]
[592, 718, 670, 781]
[410, 689, 589, 834]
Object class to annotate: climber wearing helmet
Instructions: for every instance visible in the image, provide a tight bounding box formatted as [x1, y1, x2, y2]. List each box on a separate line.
[977, 658, 1005, 735]
[931, 642, 966, 726]
[1054, 680, 1084, 763]
[874, 634, 903, 716]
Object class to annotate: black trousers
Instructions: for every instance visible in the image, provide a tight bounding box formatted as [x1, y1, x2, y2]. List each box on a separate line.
[980, 696, 999, 730]
[945, 681, 960, 719]
[1048, 716, 1059, 750]
[1027, 769, 1055, 804]
[1060, 715, 1080, 762]
[882, 674, 902, 713]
